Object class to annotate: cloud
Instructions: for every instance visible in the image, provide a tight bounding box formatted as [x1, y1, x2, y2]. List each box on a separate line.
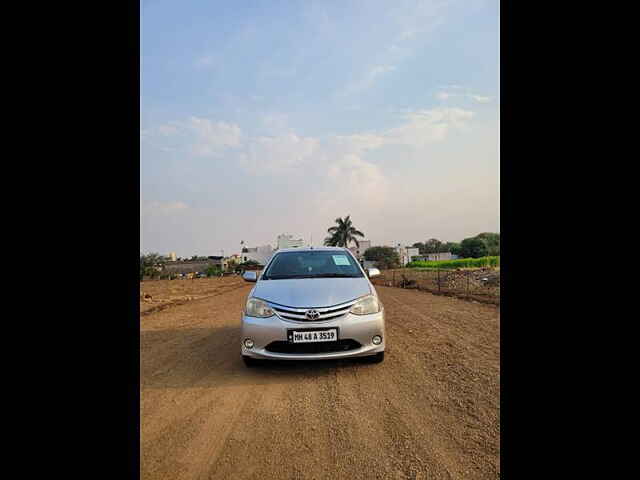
[261, 113, 290, 135]
[470, 95, 491, 103]
[331, 106, 474, 152]
[342, 64, 396, 95]
[369, 64, 396, 78]
[387, 0, 451, 51]
[187, 117, 243, 156]
[311, 153, 389, 218]
[141, 117, 243, 156]
[240, 133, 319, 172]
[331, 133, 387, 155]
[157, 124, 179, 136]
[386, 107, 474, 146]
[142, 106, 474, 187]
[327, 154, 388, 198]
[435, 86, 492, 104]
[308, 106, 474, 210]
[142, 201, 189, 215]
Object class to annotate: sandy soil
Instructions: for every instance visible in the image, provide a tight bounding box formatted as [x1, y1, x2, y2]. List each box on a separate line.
[140, 276, 247, 314]
[140, 278, 500, 480]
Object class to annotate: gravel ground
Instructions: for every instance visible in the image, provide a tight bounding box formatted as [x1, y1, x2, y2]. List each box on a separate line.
[140, 278, 500, 480]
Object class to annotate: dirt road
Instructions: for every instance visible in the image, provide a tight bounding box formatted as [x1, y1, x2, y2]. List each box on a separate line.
[140, 279, 500, 480]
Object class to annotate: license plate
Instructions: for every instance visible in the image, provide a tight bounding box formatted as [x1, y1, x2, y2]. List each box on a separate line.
[289, 328, 338, 343]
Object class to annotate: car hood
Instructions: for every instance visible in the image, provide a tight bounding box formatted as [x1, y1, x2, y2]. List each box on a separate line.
[252, 277, 372, 308]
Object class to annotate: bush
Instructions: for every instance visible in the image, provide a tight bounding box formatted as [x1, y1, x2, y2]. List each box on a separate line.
[475, 232, 500, 256]
[364, 246, 400, 270]
[459, 237, 489, 258]
[206, 266, 222, 277]
[238, 260, 261, 271]
[407, 256, 500, 269]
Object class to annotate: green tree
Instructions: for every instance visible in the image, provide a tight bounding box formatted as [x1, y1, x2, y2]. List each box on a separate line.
[444, 242, 461, 256]
[475, 232, 500, 256]
[459, 237, 489, 258]
[238, 260, 261, 271]
[323, 215, 365, 247]
[412, 242, 426, 254]
[424, 238, 444, 253]
[364, 246, 400, 270]
[205, 265, 222, 277]
[140, 252, 168, 280]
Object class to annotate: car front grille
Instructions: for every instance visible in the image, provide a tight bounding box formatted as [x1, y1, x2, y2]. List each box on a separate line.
[265, 339, 362, 354]
[270, 300, 356, 322]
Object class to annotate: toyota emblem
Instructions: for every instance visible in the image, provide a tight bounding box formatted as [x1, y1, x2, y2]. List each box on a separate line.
[305, 309, 320, 320]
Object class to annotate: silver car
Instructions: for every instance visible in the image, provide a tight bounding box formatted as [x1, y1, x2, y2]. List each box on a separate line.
[240, 247, 385, 366]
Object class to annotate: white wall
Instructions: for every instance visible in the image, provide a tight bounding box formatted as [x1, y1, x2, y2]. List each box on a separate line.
[243, 245, 274, 265]
[425, 252, 453, 261]
[349, 240, 371, 260]
[406, 248, 420, 262]
[277, 234, 304, 249]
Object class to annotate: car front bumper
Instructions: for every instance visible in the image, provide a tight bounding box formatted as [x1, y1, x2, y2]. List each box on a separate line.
[240, 309, 385, 360]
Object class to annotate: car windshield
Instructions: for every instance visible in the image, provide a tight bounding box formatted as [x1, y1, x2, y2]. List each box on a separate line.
[262, 251, 364, 280]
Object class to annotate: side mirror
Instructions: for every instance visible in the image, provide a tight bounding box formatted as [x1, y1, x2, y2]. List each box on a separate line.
[367, 268, 381, 278]
[242, 271, 258, 282]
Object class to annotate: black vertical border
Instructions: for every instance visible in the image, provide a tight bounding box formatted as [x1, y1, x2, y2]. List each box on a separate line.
[122, 1, 140, 477]
[129, 0, 141, 477]
[499, 0, 508, 477]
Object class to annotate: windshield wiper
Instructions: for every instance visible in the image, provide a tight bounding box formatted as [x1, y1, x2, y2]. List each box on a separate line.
[264, 274, 317, 280]
[311, 273, 361, 278]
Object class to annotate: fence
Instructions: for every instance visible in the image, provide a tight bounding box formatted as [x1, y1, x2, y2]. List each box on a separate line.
[370, 268, 500, 305]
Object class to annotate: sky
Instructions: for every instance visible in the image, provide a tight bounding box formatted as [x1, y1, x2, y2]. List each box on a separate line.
[140, 0, 499, 258]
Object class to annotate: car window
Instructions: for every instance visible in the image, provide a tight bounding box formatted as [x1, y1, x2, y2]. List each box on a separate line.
[263, 251, 363, 279]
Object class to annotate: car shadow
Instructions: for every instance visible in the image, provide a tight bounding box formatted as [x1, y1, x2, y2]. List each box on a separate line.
[141, 325, 373, 390]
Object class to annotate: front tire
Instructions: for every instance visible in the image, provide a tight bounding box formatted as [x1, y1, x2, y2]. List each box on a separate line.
[242, 355, 261, 367]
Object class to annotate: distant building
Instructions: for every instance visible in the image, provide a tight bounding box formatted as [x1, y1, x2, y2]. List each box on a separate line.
[168, 252, 177, 262]
[416, 252, 454, 262]
[406, 247, 420, 263]
[348, 240, 371, 261]
[242, 245, 274, 266]
[395, 245, 420, 266]
[277, 234, 304, 249]
[207, 256, 227, 270]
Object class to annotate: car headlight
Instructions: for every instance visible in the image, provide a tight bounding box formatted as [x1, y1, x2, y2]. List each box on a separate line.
[245, 297, 274, 318]
[349, 295, 380, 315]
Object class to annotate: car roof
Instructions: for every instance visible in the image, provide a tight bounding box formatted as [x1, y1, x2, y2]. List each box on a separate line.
[274, 246, 350, 253]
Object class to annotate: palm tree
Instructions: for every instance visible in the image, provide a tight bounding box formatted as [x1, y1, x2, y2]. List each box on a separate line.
[323, 215, 365, 248]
